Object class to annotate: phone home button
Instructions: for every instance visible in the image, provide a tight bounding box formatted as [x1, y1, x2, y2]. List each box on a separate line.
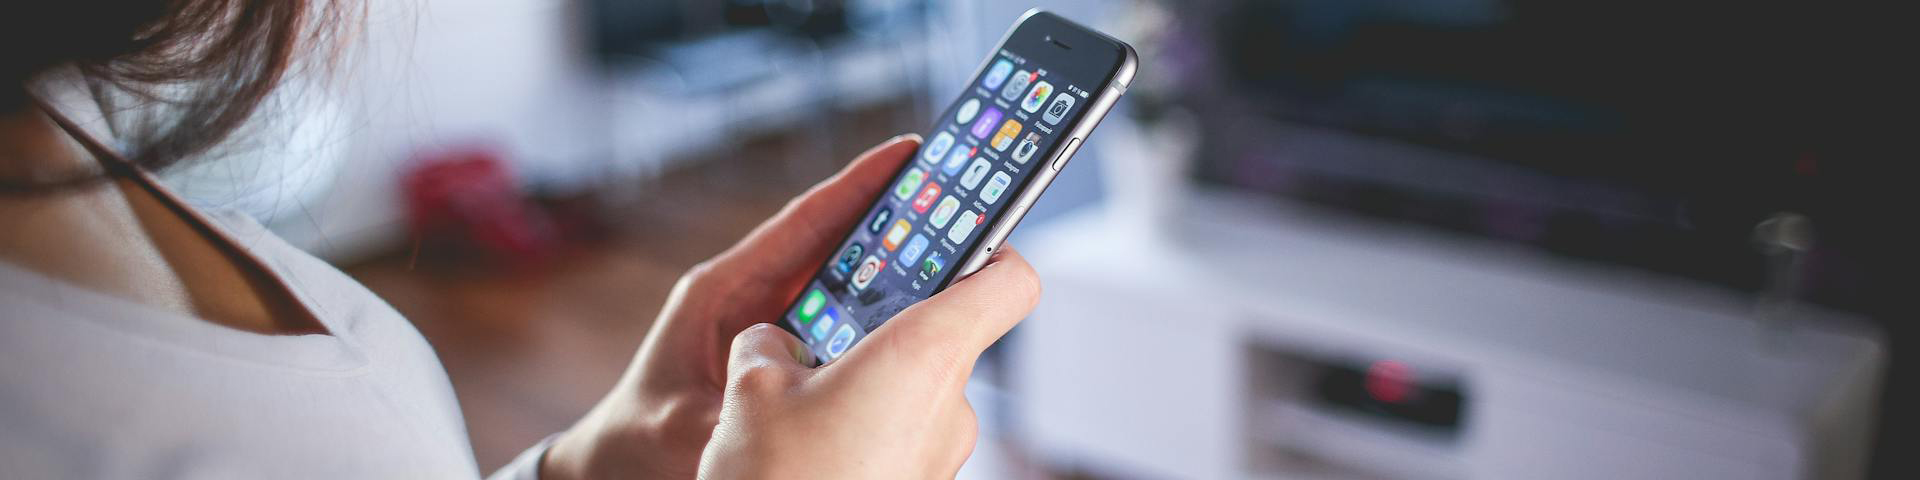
[1050, 137, 1082, 171]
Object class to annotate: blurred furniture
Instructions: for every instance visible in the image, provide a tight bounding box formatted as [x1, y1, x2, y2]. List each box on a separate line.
[600, 28, 931, 188]
[1013, 191, 1883, 479]
[262, 0, 938, 262]
[589, 0, 936, 188]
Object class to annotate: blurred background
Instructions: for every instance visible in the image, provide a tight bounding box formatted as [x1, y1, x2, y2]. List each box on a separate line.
[159, 0, 1911, 478]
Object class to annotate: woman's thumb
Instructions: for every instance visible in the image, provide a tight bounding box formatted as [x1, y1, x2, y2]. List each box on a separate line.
[726, 323, 813, 384]
[848, 247, 1041, 377]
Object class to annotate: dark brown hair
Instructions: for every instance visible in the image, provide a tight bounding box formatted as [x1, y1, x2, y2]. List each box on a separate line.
[2, 0, 351, 191]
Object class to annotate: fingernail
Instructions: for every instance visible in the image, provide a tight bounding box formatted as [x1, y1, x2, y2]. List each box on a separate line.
[792, 345, 814, 367]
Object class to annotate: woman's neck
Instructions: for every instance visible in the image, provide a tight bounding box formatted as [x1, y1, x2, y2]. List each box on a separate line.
[1, 106, 101, 183]
[1, 107, 322, 335]
[1, 107, 199, 312]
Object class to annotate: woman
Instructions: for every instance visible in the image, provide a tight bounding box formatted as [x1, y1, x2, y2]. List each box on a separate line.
[1, 1, 1040, 478]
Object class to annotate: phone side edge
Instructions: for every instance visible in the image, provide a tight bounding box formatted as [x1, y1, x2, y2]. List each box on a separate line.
[948, 46, 1137, 283]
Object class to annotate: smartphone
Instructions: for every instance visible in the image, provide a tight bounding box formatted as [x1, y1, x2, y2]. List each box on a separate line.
[776, 9, 1136, 364]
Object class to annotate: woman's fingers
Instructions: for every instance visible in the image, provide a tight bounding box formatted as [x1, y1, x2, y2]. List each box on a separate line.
[708, 134, 921, 284]
[852, 247, 1041, 380]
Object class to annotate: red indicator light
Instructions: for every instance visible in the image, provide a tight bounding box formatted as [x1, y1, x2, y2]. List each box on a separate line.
[1365, 360, 1414, 405]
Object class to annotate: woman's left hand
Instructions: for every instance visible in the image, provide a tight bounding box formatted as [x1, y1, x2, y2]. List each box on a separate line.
[537, 134, 923, 479]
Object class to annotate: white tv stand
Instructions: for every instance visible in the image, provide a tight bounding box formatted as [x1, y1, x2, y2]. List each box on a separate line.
[1011, 190, 1883, 479]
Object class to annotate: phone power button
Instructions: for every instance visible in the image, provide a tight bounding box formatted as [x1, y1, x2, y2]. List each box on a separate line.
[1050, 137, 1082, 172]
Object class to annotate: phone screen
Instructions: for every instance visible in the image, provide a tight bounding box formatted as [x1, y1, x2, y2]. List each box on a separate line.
[781, 13, 1128, 363]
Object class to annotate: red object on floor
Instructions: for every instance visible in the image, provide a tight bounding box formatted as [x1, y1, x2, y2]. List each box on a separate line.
[402, 147, 557, 270]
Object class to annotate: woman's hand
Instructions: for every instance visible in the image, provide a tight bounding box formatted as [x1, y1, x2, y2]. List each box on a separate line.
[698, 246, 1040, 479]
[540, 133, 1032, 479]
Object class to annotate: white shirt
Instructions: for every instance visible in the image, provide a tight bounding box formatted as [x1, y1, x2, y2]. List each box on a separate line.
[1, 209, 544, 479]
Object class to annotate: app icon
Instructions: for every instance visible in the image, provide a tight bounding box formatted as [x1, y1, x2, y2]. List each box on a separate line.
[892, 168, 926, 200]
[1010, 132, 1042, 164]
[991, 119, 1023, 151]
[898, 233, 931, 265]
[1021, 81, 1054, 113]
[970, 107, 1003, 139]
[1001, 70, 1035, 103]
[834, 243, 864, 274]
[911, 182, 941, 213]
[981, 172, 1012, 204]
[851, 255, 885, 290]
[826, 323, 857, 359]
[797, 288, 826, 323]
[948, 210, 982, 244]
[883, 219, 911, 251]
[866, 206, 892, 234]
[955, 98, 981, 126]
[960, 157, 993, 190]
[811, 307, 837, 341]
[942, 146, 973, 177]
[921, 251, 946, 280]
[929, 195, 961, 228]
[1042, 92, 1075, 125]
[922, 132, 955, 164]
[981, 59, 1015, 89]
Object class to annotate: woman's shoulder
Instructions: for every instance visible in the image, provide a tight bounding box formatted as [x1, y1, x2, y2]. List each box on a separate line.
[0, 208, 482, 479]
[198, 209, 394, 331]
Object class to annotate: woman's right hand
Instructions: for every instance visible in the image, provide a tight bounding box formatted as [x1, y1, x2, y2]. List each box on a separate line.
[697, 248, 1042, 479]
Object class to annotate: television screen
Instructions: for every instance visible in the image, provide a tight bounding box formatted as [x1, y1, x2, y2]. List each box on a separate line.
[1178, 0, 1912, 317]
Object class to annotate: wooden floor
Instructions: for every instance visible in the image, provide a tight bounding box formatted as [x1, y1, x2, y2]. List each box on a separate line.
[344, 105, 920, 471]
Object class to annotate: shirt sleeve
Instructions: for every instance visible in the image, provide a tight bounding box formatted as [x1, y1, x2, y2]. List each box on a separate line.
[486, 434, 560, 480]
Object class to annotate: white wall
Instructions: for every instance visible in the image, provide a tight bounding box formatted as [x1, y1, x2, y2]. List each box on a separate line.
[247, 0, 606, 261]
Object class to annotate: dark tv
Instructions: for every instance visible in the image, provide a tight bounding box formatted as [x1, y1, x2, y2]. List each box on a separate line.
[1176, 0, 1912, 320]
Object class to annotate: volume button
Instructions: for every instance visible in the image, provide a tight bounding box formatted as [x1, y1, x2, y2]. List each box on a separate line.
[1050, 137, 1082, 171]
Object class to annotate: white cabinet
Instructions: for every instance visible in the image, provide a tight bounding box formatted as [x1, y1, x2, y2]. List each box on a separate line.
[1013, 191, 1883, 479]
